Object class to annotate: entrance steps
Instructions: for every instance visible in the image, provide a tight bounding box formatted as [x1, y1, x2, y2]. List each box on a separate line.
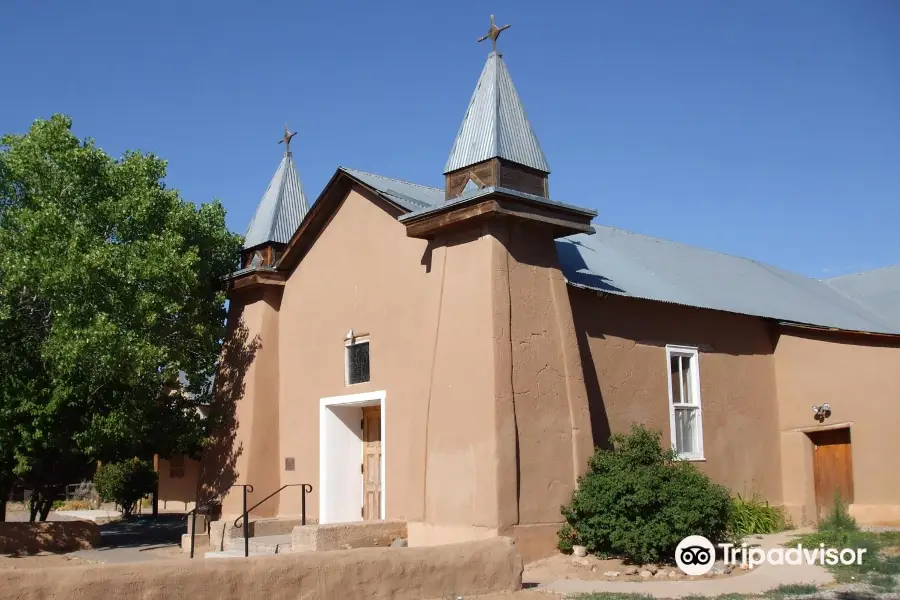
[224, 533, 293, 555]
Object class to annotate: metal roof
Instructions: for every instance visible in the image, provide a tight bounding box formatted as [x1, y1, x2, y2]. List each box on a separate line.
[825, 266, 900, 330]
[444, 51, 550, 174]
[340, 168, 444, 212]
[294, 167, 899, 335]
[397, 184, 597, 223]
[244, 153, 309, 249]
[556, 226, 900, 335]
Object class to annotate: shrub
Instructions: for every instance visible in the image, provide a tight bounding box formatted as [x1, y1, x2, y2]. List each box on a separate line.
[559, 424, 731, 564]
[93, 458, 157, 517]
[728, 494, 787, 537]
[52, 499, 94, 511]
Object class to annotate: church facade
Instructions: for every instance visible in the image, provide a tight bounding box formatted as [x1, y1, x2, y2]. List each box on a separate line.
[190, 23, 900, 559]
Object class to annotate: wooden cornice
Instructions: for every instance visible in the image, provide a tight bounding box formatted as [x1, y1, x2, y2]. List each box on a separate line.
[403, 189, 594, 240]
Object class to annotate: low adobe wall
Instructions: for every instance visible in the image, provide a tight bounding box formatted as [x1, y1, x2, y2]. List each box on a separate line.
[0, 537, 522, 600]
[0, 522, 101, 554]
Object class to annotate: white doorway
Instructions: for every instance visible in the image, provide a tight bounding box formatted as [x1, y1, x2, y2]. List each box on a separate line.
[319, 390, 386, 524]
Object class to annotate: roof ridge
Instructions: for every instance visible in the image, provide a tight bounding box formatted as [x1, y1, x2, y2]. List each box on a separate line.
[340, 167, 442, 192]
[824, 264, 900, 282]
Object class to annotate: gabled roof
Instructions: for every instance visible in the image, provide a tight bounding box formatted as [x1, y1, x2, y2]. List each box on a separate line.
[444, 51, 550, 174]
[825, 266, 900, 330]
[341, 168, 444, 211]
[557, 226, 900, 335]
[244, 152, 309, 249]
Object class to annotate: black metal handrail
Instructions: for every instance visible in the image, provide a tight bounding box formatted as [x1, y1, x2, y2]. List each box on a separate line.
[187, 484, 254, 558]
[186, 496, 223, 559]
[233, 483, 313, 529]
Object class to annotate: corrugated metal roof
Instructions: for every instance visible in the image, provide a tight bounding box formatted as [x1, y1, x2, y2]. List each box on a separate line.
[556, 226, 900, 335]
[825, 266, 900, 330]
[444, 51, 550, 174]
[341, 167, 444, 211]
[244, 153, 309, 249]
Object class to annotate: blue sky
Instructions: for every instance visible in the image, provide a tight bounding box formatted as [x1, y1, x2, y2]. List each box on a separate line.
[2, 0, 898, 278]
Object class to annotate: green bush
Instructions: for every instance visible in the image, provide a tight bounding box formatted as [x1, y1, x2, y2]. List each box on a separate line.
[93, 458, 157, 517]
[728, 494, 787, 537]
[559, 424, 731, 564]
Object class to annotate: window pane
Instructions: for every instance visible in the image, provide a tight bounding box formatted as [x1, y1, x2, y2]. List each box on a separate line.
[669, 356, 681, 404]
[348, 342, 370, 384]
[674, 407, 697, 455]
[681, 356, 695, 405]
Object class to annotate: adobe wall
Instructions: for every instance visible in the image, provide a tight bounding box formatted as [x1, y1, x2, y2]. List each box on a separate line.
[0, 522, 100, 554]
[157, 456, 200, 510]
[0, 537, 523, 600]
[569, 289, 784, 503]
[200, 286, 282, 518]
[490, 222, 593, 548]
[774, 330, 900, 525]
[276, 186, 450, 524]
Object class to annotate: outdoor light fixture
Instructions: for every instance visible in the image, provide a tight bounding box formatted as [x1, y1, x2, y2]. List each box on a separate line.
[812, 404, 831, 421]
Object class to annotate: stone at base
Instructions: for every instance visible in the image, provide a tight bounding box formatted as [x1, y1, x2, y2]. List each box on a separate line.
[604, 571, 620, 578]
[572, 545, 587, 557]
[181, 533, 210, 553]
[390, 538, 408, 548]
[639, 570, 653, 578]
[623, 566, 638, 576]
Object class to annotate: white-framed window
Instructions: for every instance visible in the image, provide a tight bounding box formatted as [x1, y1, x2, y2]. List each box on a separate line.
[665, 345, 704, 460]
[345, 335, 370, 385]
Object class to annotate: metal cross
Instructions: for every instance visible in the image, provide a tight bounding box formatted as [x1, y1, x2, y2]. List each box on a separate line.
[477, 14, 511, 55]
[279, 123, 297, 154]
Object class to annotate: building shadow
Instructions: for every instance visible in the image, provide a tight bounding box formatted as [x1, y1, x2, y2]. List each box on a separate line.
[196, 315, 259, 513]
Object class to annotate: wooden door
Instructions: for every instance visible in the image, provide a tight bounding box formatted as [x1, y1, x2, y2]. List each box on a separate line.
[361, 406, 382, 520]
[809, 428, 854, 520]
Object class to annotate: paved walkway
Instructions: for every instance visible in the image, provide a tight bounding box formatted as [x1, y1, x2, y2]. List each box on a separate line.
[70, 514, 187, 564]
[533, 530, 834, 598]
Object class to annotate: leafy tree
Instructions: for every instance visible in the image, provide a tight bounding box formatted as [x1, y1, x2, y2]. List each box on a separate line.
[0, 115, 242, 519]
[93, 459, 158, 517]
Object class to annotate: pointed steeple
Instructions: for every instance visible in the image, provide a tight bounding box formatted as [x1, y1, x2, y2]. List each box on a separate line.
[444, 16, 550, 200]
[243, 124, 310, 258]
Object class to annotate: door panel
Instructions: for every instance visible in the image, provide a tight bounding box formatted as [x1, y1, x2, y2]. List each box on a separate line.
[809, 428, 854, 520]
[362, 406, 382, 520]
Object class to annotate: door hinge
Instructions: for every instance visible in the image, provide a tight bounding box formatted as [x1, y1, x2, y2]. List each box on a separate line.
[361, 419, 364, 430]
[361, 506, 364, 517]
[361, 463, 364, 474]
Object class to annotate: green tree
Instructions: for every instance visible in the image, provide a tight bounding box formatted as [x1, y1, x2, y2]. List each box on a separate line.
[93, 459, 158, 517]
[0, 115, 242, 520]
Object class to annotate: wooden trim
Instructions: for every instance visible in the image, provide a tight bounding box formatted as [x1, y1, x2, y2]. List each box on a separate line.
[404, 191, 594, 239]
[786, 421, 854, 434]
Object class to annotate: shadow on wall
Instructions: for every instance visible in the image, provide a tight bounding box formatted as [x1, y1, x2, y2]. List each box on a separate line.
[197, 316, 259, 510]
[566, 285, 779, 450]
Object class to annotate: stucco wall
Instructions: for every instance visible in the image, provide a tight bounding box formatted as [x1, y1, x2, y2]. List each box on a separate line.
[202, 287, 282, 517]
[0, 538, 522, 600]
[0, 522, 101, 554]
[569, 289, 784, 503]
[775, 330, 900, 525]
[275, 186, 446, 523]
[157, 456, 199, 510]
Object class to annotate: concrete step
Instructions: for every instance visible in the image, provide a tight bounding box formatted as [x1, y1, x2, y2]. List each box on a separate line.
[225, 534, 293, 554]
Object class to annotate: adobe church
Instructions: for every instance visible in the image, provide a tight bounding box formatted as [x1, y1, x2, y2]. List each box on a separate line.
[166, 16, 900, 558]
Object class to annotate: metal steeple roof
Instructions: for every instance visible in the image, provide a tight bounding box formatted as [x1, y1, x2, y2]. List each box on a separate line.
[243, 131, 309, 250]
[444, 51, 550, 174]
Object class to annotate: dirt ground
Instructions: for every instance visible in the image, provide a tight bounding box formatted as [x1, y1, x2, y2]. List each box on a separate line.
[524, 552, 748, 584]
[0, 552, 90, 569]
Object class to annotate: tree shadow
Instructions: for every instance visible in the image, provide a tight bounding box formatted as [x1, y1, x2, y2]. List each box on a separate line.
[196, 314, 259, 515]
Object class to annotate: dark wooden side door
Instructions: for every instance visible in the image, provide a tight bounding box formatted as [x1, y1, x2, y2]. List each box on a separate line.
[362, 406, 382, 520]
[809, 428, 854, 520]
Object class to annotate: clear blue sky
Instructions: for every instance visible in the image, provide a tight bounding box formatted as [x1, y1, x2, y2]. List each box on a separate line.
[3, 1, 898, 278]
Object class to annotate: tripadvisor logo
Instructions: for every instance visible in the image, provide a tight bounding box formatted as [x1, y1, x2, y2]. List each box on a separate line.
[675, 535, 868, 575]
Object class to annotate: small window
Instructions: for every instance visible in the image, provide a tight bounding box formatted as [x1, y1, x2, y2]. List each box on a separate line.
[169, 455, 185, 479]
[666, 345, 704, 460]
[346, 340, 370, 385]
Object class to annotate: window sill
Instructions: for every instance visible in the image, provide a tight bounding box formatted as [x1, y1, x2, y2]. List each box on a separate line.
[677, 455, 706, 462]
